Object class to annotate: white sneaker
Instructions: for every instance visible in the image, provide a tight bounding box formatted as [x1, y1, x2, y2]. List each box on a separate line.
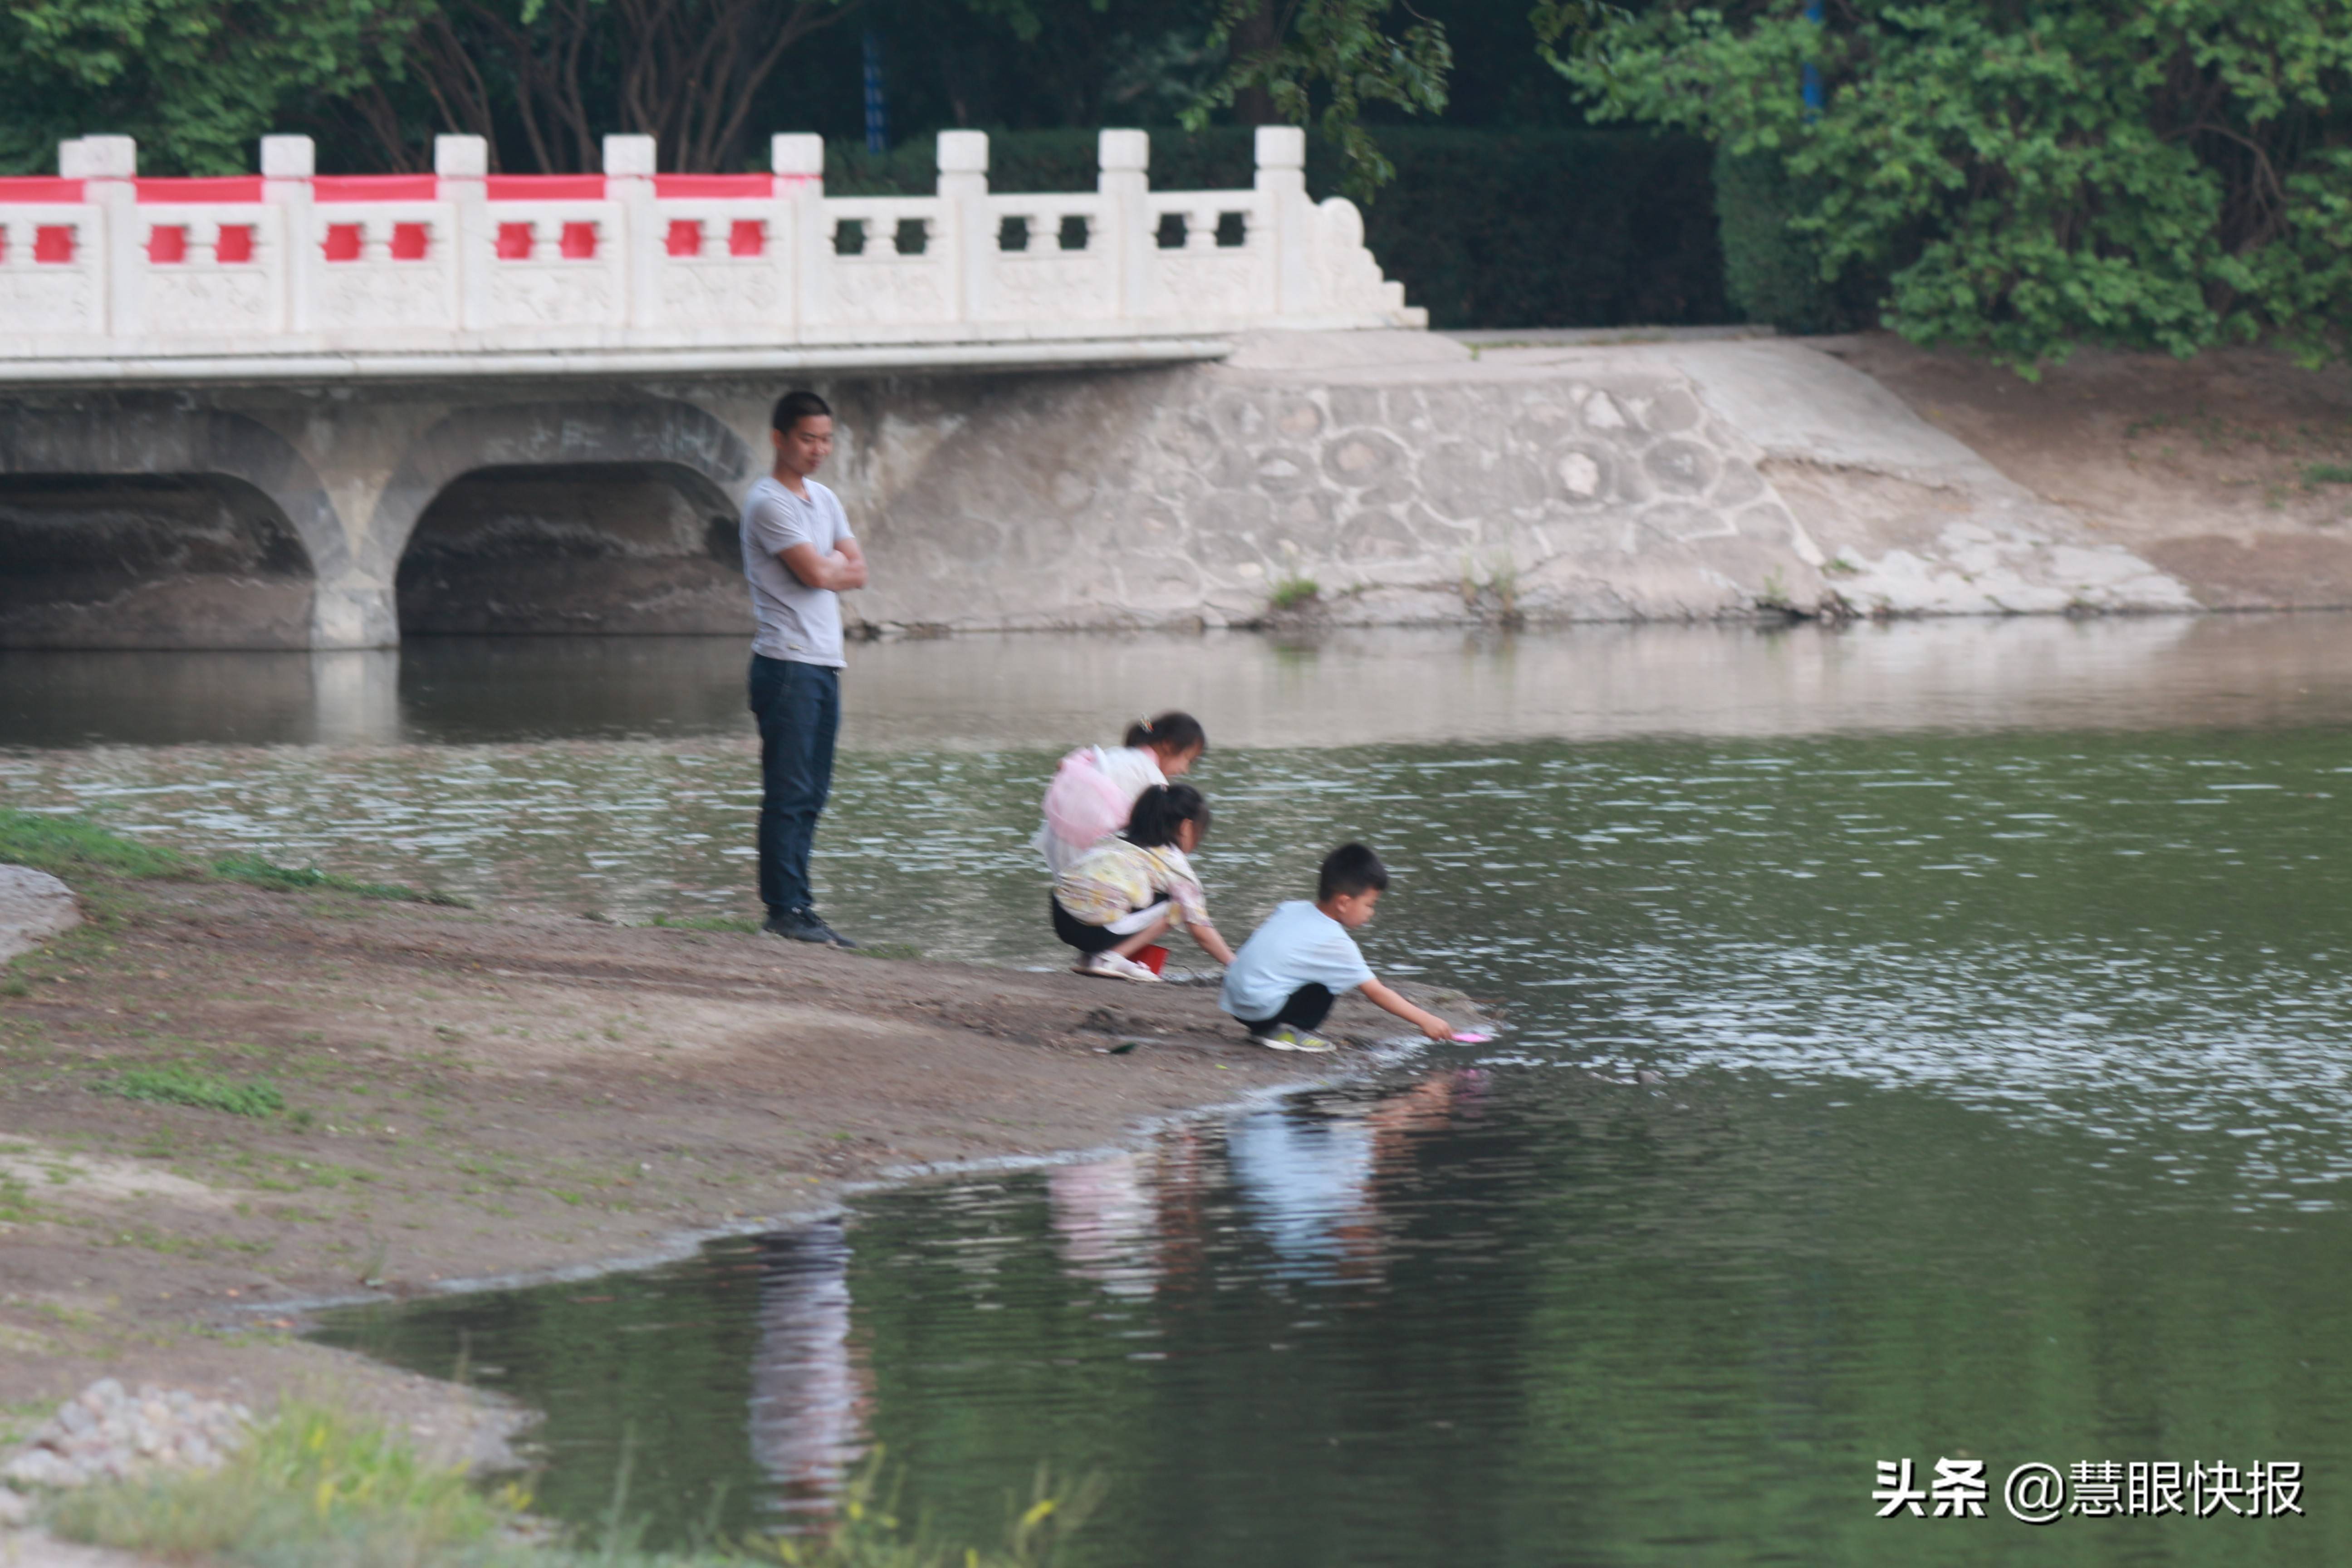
[1079, 951, 1161, 983]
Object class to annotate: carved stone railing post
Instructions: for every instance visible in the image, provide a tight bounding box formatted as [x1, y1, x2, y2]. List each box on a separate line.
[936, 129, 989, 328]
[435, 135, 490, 332]
[1098, 129, 1149, 323]
[605, 133, 657, 329]
[1254, 126, 1314, 317]
[261, 134, 314, 333]
[61, 136, 136, 334]
[775, 133, 827, 334]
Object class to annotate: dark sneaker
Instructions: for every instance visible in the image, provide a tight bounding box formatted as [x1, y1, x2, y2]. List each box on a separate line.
[763, 908, 858, 947]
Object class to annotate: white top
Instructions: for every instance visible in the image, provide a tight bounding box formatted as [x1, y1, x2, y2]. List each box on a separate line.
[1220, 900, 1377, 1022]
[741, 475, 854, 666]
[1034, 745, 1167, 874]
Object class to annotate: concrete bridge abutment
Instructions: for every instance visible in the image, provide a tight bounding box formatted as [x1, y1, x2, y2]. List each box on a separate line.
[0, 333, 2202, 650]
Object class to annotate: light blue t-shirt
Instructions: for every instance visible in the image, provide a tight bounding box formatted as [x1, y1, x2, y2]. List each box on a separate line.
[741, 475, 853, 667]
[1220, 901, 1377, 1022]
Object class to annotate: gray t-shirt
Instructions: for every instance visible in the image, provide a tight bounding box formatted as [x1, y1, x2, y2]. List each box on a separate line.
[740, 475, 854, 666]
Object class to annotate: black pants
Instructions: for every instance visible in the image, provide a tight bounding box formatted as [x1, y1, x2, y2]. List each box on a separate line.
[748, 655, 840, 914]
[1243, 983, 1335, 1036]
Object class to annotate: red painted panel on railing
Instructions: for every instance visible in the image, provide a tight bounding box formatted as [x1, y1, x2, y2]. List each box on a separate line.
[391, 222, 430, 260]
[216, 225, 256, 263]
[323, 223, 364, 262]
[147, 225, 188, 263]
[729, 219, 765, 257]
[316, 175, 438, 203]
[559, 221, 598, 259]
[486, 176, 605, 201]
[0, 178, 84, 203]
[34, 226, 75, 263]
[654, 174, 772, 200]
[496, 222, 534, 259]
[136, 177, 263, 203]
[666, 219, 702, 257]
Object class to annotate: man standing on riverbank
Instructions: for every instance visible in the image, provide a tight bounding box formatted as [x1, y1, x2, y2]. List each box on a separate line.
[744, 390, 866, 946]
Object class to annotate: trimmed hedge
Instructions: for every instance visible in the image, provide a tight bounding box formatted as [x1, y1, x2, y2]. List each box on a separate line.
[830, 126, 1732, 330]
[1711, 146, 1881, 335]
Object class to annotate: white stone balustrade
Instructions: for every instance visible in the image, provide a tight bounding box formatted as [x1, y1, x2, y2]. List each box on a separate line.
[0, 127, 1421, 379]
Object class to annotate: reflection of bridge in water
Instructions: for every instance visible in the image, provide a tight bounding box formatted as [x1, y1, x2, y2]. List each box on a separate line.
[0, 127, 1416, 652]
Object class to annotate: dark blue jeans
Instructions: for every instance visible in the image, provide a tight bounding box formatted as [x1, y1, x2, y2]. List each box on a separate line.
[748, 655, 840, 914]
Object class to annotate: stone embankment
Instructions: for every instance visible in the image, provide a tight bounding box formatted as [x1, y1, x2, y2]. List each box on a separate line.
[827, 330, 2197, 633]
[2, 1380, 251, 1495]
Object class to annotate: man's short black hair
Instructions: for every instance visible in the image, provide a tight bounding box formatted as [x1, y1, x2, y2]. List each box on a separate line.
[1318, 842, 1388, 902]
[772, 390, 832, 434]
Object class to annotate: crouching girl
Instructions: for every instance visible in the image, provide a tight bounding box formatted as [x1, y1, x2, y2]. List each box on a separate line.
[1051, 784, 1237, 982]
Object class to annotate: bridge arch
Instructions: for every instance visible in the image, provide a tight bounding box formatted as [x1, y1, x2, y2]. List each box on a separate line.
[376, 400, 758, 637]
[0, 403, 350, 649]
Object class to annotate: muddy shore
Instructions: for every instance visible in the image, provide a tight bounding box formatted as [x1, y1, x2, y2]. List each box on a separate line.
[0, 866, 1466, 1448]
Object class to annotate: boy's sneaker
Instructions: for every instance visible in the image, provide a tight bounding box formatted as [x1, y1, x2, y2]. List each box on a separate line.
[763, 907, 858, 947]
[1254, 1024, 1335, 1054]
[1077, 951, 1161, 983]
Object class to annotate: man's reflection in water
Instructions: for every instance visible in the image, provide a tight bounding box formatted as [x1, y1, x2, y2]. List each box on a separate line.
[747, 1219, 871, 1519]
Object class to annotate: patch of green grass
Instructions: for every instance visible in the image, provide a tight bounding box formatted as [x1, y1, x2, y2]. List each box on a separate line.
[1267, 576, 1321, 612]
[647, 914, 763, 934]
[0, 808, 187, 879]
[50, 1404, 1098, 1568]
[2305, 462, 2352, 485]
[211, 853, 472, 907]
[97, 1064, 286, 1118]
[49, 1401, 518, 1563]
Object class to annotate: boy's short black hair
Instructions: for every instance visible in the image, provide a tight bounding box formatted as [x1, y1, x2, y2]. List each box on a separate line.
[1318, 842, 1388, 902]
[772, 390, 832, 434]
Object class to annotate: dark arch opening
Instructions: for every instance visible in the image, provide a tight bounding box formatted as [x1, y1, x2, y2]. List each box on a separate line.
[0, 474, 316, 650]
[397, 462, 751, 636]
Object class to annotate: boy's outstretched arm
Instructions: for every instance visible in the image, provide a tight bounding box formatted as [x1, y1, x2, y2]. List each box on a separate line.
[1360, 977, 1455, 1042]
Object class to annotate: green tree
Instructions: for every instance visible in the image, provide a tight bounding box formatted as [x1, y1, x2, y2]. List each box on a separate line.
[1183, 0, 1453, 200]
[0, 0, 417, 174]
[1556, 0, 2352, 370]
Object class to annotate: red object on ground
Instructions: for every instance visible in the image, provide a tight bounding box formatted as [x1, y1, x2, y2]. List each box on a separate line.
[390, 222, 430, 260]
[729, 219, 765, 256]
[323, 224, 363, 262]
[215, 225, 255, 263]
[666, 219, 702, 257]
[146, 225, 187, 264]
[1136, 945, 1169, 975]
[495, 222, 534, 260]
[559, 221, 598, 259]
[34, 225, 75, 263]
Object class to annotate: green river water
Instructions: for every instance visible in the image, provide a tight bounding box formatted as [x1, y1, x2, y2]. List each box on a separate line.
[6, 619, 2352, 1564]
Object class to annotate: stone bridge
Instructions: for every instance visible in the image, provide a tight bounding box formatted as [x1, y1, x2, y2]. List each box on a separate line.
[0, 125, 2197, 648]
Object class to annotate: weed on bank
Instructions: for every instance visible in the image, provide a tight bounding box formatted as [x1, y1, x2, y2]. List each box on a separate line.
[45, 1403, 1098, 1568]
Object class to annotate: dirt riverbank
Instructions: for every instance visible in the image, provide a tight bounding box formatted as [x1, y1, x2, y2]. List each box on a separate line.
[1819, 334, 2352, 608]
[0, 865, 1464, 1442]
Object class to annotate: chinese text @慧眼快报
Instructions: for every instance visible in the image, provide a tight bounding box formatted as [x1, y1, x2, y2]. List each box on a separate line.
[1873, 1459, 2302, 1524]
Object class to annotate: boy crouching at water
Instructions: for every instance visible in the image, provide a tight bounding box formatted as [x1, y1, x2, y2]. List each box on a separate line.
[1053, 785, 1237, 982]
[1220, 843, 1456, 1053]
